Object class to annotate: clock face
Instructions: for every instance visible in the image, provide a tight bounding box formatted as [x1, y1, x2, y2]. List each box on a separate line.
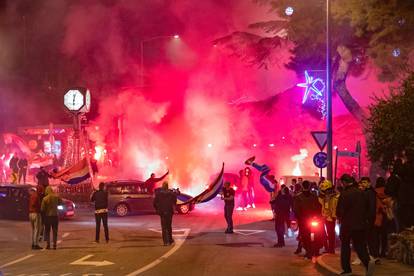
[64, 89, 84, 111]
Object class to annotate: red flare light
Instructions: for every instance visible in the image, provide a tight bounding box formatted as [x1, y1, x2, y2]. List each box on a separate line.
[311, 220, 319, 227]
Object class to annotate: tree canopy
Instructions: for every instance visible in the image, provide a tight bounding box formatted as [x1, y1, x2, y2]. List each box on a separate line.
[248, 0, 414, 80]
[366, 72, 414, 169]
[216, 0, 414, 122]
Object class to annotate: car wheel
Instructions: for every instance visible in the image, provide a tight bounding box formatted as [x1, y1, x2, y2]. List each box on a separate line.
[116, 203, 129, 217]
[178, 204, 190, 214]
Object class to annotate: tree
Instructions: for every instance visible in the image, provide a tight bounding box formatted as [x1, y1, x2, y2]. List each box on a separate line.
[366, 72, 414, 169]
[215, 0, 414, 174]
[217, 0, 414, 121]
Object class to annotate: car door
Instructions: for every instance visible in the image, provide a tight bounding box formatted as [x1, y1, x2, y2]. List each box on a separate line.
[119, 184, 141, 212]
[0, 187, 10, 218]
[13, 188, 29, 219]
[137, 187, 155, 212]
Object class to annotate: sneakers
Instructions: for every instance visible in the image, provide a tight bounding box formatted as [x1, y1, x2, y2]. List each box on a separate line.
[32, 245, 43, 250]
[246, 204, 252, 208]
[225, 230, 234, 234]
[339, 272, 352, 276]
[252, 203, 256, 208]
[366, 260, 375, 276]
[273, 243, 285, 248]
[294, 248, 302, 255]
[236, 207, 243, 211]
[352, 258, 361, 265]
[244, 156, 255, 165]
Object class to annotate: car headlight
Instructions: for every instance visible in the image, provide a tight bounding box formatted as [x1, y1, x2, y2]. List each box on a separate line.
[57, 205, 64, 210]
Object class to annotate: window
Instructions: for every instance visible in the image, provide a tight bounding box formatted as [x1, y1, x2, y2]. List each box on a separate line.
[108, 186, 122, 195]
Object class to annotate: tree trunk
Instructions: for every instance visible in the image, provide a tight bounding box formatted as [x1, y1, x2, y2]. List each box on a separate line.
[333, 44, 383, 179]
[333, 45, 367, 121]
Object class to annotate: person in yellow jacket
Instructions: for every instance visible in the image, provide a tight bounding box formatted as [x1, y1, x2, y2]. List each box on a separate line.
[41, 186, 62, 249]
[318, 180, 339, 253]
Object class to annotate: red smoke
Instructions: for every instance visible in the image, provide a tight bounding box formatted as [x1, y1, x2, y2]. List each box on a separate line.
[59, 1, 384, 196]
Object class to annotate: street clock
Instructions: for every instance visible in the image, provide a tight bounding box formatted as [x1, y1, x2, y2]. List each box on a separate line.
[64, 87, 90, 113]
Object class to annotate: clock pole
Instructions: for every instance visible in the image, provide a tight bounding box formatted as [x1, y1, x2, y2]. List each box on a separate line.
[64, 87, 91, 166]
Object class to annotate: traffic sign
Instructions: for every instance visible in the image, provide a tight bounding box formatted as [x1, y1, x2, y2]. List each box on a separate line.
[313, 152, 327, 168]
[311, 131, 327, 151]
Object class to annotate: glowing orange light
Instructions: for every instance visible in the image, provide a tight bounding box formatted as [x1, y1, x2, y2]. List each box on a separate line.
[311, 221, 319, 227]
[94, 145, 104, 161]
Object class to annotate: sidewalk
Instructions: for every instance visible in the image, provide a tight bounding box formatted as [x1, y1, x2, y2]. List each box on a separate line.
[316, 253, 414, 275]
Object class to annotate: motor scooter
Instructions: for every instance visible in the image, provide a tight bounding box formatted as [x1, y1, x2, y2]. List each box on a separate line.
[308, 216, 324, 258]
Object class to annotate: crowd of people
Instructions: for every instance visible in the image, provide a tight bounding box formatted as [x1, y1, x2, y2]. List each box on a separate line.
[239, 157, 413, 276]
[23, 153, 413, 276]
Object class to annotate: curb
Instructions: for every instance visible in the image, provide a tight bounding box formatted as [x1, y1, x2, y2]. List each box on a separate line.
[316, 254, 341, 276]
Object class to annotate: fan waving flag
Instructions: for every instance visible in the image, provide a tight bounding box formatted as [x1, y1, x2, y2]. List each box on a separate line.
[178, 163, 224, 205]
[52, 158, 91, 185]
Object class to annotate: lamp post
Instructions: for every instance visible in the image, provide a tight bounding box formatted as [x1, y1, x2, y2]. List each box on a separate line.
[326, 0, 333, 182]
[140, 35, 180, 87]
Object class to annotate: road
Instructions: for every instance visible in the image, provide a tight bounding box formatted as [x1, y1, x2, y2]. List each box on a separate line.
[0, 200, 325, 276]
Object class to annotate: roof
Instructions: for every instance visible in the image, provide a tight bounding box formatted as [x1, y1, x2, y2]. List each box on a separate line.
[0, 184, 35, 189]
[104, 180, 145, 185]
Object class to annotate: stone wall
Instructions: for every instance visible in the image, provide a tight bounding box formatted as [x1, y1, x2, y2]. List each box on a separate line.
[388, 227, 414, 266]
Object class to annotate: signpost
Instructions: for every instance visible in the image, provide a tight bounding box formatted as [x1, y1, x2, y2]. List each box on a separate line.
[311, 131, 327, 151]
[311, 131, 328, 178]
[313, 151, 327, 179]
[334, 141, 361, 185]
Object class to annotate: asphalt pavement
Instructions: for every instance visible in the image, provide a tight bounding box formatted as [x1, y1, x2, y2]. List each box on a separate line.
[0, 200, 325, 276]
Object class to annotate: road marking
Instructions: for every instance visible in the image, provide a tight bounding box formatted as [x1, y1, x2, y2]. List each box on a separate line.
[233, 229, 266, 236]
[70, 255, 114, 267]
[125, 228, 190, 276]
[0, 254, 34, 268]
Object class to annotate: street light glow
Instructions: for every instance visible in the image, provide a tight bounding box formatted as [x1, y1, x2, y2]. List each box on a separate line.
[173, 34, 180, 39]
[285, 6, 294, 16]
[392, 48, 401, 57]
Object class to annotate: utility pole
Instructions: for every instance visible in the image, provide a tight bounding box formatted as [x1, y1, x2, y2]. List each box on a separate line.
[326, 0, 333, 182]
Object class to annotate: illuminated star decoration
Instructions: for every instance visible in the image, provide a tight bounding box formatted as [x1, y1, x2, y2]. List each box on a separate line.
[297, 70, 327, 119]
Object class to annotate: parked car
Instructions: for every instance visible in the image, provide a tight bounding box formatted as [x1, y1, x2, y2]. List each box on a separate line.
[0, 184, 75, 220]
[104, 180, 194, 217]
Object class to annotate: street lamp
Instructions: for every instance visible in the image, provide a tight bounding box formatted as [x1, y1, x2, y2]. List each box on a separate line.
[326, 0, 333, 182]
[140, 34, 180, 87]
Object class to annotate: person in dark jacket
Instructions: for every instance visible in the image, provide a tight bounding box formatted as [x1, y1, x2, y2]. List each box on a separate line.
[221, 181, 235, 233]
[144, 170, 169, 193]
[359, 176, 377, 259]
[337, 174, 375, 276]
[17, 157, 28, 184]
[9, 154, 19, 184]
[397, 159, 414, 230]
[273, 186, 293, 247]
[385, 159, 403, 232]
[36, 167, 51, 187]
[153, 181, 177, 246]
[91, 182, 109, 243]
[293, 180, 321, 259]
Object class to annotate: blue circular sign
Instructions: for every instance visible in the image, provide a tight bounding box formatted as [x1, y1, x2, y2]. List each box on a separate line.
[313, 152, 327, 168]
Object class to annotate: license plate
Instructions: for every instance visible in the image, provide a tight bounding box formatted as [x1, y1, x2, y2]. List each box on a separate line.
[66, 211, 74, 216]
